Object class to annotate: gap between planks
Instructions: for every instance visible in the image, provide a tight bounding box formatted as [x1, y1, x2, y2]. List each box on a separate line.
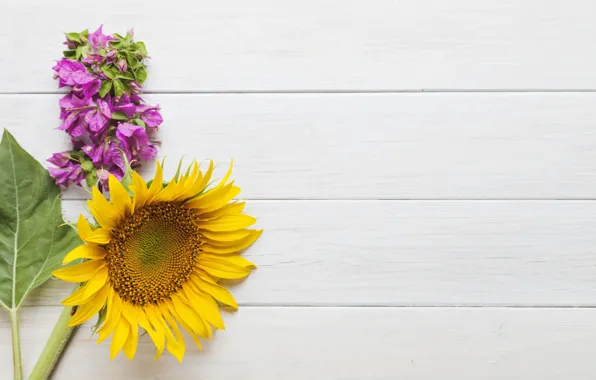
[16, 304, 596, 309]
[6, 89, 596, 95]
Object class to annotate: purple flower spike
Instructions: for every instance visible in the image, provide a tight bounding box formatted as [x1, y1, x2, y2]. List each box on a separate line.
[50, 26, 162, 189]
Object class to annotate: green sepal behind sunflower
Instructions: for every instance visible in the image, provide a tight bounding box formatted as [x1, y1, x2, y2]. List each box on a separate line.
[91, 305, 108, 334]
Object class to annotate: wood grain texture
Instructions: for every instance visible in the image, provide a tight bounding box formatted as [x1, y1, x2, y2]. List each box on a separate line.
[2, 93, 596, 200]
[1, 0, 596, 92]
[24, 199, 596, 307]
[3, 306, 596, 379]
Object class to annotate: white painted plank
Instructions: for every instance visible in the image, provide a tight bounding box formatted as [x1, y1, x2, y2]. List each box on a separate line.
[1, 0, 596, 91]
[25, 200, 596, 307]
[4, 306, 596, 379]
[2, 93, 596, 199]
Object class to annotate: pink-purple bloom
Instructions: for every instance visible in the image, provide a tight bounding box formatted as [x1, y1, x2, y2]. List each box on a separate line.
[48, 26, 162, 190]
[136, 104, 163, 128]
[52, 59, 87, 87]
[48, 161, 85, 186]
[116, 123, 157, 162]
[89, 25, 116, 50]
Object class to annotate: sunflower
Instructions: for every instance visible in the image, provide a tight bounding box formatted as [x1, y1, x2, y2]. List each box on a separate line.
[52, 160, 261, 361]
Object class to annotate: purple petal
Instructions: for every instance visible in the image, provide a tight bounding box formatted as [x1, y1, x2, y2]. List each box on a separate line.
[140, 108, 163, 128]
[48, 167, 72, 185]
[99, 99, 112, 118]
[85, 109, 108, 134]
[82, 79, 101, 98]
[70, 71, 97, 85]
[47, 152, 71, 167]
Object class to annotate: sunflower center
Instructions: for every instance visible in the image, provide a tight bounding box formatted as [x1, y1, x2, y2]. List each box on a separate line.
[105, 202, 201, 305]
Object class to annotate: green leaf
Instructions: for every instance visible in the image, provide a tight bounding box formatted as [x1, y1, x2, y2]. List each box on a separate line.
[75, 46, 84, 60]
[135, 66, 147, 85]
[113, 80, 123, 97]
[111, 111, 129, 120]
[121, 80, 131, 94]
[124, 51, 140, 69]
[98, 48, 107, 57]
[80, 160, 94, 171]
[122, 34, 132, 48]
[116, 71, 134, 81]
[63, 50, 76, 58]
[120, 153, 133, 194]
[81, 29, 89, 39]
[0, 130, 80, 310]
[98, 80, 112, 98]
[65, 32, 80, 44]
[79, 45, 90, 59]
[133, 118, 146, 128]
[85, 171, 98, 188]
[132, 41, 148, 56]
[101, 66, 115, 79]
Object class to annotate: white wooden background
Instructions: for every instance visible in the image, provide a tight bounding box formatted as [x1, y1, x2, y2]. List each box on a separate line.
[1, 0, 596, 378]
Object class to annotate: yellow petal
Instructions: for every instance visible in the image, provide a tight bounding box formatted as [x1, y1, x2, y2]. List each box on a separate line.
[68, 283, 109, 326]
[177, 320, 203, 350]
[199, 202, 246, 219]
[53, 260, 105, 283]
[136, 306, 164, 360]
[197, 258, 253, 280]
[175, 161, 200, 201]
[84, 228, 112, 245]
[192, 274, 238, 311]
[62, 244, 106, 264]
[108, 174, 132, 216]
[145, 306, 167, 360]
[87, 187, 122, 230]
[77, 215, 93, 241]
[171, 294, 209, 339]
[185, 182, 237, 211]
[152, 178, 185, 203]
[200, 228, 252, 242]
[167, 300, 206, 348]
[202, 230, 262, 254]
[61, 265, 108, 306]
[200, 186, 241, 214]
[183, 283, 225, 329]
[217, 159, 234, 187]
[198, 215, 256, 232]
[110, 315, 130, 360]
[157, 304, 185, 362]
[83, 265, 109, 298]
[97, 291, 122, 343]
[186, 160, 213, 198]
[130, 171, 148, 212]
[146, 161, 164, 203]
[121, 302, 139, 360]
[61, 285, 87, 307]
[201, 254, 256, 269]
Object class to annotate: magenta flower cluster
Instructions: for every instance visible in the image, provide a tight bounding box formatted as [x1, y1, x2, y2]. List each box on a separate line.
[48, 26, 162, 190]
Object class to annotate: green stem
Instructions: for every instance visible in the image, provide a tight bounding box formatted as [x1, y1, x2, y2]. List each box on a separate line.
[10, 309, 22, 380]
[29, 306, 77, 380]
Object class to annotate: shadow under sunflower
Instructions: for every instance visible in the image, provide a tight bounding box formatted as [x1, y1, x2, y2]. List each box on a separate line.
[52, 160, 262, 361]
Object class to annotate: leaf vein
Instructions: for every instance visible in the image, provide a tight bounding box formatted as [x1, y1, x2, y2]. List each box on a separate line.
[7, 135, 19, 308]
